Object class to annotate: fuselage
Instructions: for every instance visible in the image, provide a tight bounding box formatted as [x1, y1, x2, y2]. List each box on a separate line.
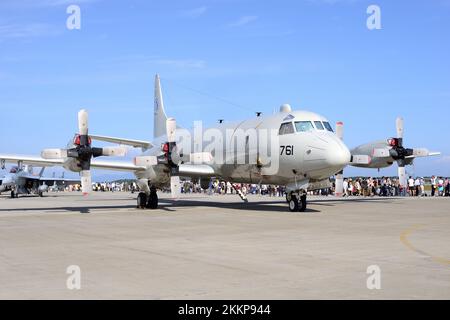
[135, 109, 351, 190]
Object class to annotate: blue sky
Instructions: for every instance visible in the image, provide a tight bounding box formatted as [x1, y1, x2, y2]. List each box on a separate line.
[0, 0, 449, 179]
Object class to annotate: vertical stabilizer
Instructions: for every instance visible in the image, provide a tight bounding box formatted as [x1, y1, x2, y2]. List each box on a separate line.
[154, 74, 168, 138]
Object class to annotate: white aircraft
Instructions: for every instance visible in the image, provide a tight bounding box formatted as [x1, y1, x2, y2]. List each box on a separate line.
[0, 75, 439, 211]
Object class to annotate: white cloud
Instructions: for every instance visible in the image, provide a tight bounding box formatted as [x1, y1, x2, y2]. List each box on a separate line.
[180, 6, 207, 18]
[228, 15, 258, 27]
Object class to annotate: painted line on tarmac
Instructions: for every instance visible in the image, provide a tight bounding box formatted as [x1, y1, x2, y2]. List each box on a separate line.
[400, 224, 450, 266]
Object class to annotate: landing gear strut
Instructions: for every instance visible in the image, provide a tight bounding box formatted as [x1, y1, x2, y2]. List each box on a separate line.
[287, 191, 307, 212]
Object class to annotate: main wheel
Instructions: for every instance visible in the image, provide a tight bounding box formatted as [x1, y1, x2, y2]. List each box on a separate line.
[299, 195, 307, 212]
[286, 192, 292, 203]
[146, 191, 158, 209]
[288, 195, 299, 212]
[137, 192, 148, 209]
[11, 190, 16, 199]
[38, 191, 44, 197]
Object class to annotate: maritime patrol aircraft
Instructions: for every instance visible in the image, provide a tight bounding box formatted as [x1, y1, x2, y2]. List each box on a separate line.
[0, 165, 80, 198]
[0, 75, 439, 211]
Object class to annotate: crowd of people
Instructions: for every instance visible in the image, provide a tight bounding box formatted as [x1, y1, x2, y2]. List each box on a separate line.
[180, 180, 287, 197]
[337, 176, 450, 197]
[55, 177, 450, 198]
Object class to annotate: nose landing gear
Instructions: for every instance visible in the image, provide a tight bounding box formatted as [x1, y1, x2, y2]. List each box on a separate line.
[286, 191, 307, 212]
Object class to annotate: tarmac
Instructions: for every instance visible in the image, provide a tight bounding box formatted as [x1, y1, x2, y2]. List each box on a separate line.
[0, 191, 448, 300]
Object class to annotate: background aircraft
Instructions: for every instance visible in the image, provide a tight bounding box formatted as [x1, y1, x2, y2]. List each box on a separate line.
[0, 75, 440, 211]
[0, 165, 80, 198]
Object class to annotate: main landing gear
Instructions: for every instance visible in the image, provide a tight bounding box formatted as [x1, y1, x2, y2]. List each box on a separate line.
[286, 191, 307, 212]
[137, 186, 159, 210]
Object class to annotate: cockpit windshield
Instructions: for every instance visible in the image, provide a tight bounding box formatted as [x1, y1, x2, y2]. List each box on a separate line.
[323, 122, 334, 132]
[314, 121, 325, 130]
[295, 121, 314, 132]
[9, 166, 18, 174]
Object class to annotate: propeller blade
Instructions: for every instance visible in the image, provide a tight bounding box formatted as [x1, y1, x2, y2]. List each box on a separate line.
[80, 170, 92, 195]
[166, 118, 177, 143]
[78, 109, 89, 136]
[336, 122, 344, 140]
[396, 117, 404, 140]
[170, 175, 181, 199]
[134, 156, 158, 167]
[41, 149, 67, 159]
[398, 166, 407, 188]
[351, 155, 372, 165]
[190, 152, 214, 164]
[412, 148, 430, 157]
[100, 146, 127, 157]
[372, 148, 391, 158]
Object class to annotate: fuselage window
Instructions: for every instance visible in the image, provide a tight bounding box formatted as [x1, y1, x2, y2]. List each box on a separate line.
[323, 121, 334, 132]
[279, 122, 295, 135]
[314, 121, 325, 130]
[295, 121, 314, 132]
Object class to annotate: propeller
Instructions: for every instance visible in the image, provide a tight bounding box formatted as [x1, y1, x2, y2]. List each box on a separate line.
[372, 117, 440, 188]
[41, 109, 126, 195]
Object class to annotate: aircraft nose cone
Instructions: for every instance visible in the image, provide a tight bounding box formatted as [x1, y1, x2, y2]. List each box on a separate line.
[2, 177, 13, 186]
[326, 138, 351, 168]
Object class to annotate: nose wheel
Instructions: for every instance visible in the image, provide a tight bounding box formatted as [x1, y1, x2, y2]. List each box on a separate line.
[287, 192, 307, 212]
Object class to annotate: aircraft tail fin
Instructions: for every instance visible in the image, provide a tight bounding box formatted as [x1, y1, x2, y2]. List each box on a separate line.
[154, 74, 168, 138]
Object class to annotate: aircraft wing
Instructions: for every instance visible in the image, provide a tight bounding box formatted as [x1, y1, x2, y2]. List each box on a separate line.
[90, 159, 147, 172]
[90, 135, 153, 150]
[0, 154, 65, 167]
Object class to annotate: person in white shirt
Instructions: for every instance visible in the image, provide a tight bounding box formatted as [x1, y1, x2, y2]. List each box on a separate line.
[343, 179, 349, 197]
[408, 176, 415, 196]
[414, 178, 421, 197]
[431, 176, 437, 197]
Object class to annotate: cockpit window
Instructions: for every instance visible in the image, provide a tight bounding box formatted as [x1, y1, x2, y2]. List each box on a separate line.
[323, 121, 334, 132]
[295, 121, 314, 132]
[279, 122, 295, 135]
[314, 121, 325, 130]
[9, 167, 18, 174]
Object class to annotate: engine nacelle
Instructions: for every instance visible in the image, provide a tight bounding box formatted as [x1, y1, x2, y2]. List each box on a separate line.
[350, 140, 394, 169]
